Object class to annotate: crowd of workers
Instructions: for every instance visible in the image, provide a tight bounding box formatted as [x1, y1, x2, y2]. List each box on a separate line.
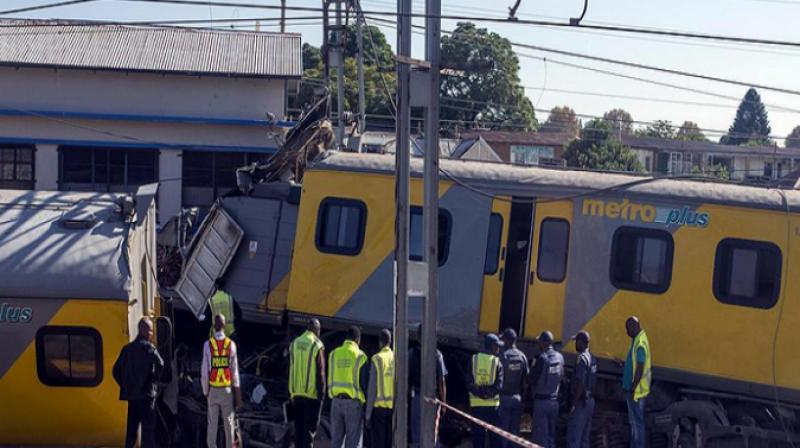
[111, 312, 651, 448]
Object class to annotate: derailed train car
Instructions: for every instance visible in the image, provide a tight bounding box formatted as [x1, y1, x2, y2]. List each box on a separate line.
[183, 152, 800, 446]
[0, 186, 162, 446]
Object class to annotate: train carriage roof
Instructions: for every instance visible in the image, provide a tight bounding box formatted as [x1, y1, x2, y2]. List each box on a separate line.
[0, 190, 133, 300]
[312, 152, 800, 213]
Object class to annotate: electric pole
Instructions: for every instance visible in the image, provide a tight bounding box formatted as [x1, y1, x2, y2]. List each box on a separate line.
[335, 0, 345, 148]
[280, 0, 286, 32]
[356, 14, 366, 135]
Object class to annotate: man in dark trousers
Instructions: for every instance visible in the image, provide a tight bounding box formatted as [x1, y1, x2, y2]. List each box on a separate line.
[567, 331, 597, 448]
[467, 333, 504, 448]
[289, 318, 326, 448]
[365, 329, 394, 448]
[498, 328, 528, 447]
[528, 330, 564, 448]
[409, 326, 448, 447]
[113, 317, 164, 448]
[622, 316, 651, 448]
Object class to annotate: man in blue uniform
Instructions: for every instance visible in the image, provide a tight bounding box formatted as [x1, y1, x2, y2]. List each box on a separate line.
[498, 328, 528, 447]
[567, 330, 597, 448]
[528, 330, 564, 448]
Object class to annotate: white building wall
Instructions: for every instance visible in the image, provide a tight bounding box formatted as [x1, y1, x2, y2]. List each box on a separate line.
[34, 144, 58, 190]
[158, 149, 183, 224]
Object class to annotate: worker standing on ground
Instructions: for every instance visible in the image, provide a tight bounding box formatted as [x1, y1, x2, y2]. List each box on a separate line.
[289, 318, 326, 448]
[328, 326, 369, 448]
[365, 329, 394, 448]
[409, 325, 448, 447]
[623, 316, 651, 448]
[113, 317, 164, 448]
[467, 333, 504, 448]
[567, 331, 597, 448]
[528, 330, 564, 448]
[202, 314, 242, 448]
[208, 288, 235, 337]
[498, 328, 528, 447]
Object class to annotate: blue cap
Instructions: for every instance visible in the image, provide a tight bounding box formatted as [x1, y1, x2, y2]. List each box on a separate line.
[501, 328, 517, 341]
[485, 333, 504, 349]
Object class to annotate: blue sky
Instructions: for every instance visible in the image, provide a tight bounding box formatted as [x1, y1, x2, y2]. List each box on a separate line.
[4, 0, 800, 143]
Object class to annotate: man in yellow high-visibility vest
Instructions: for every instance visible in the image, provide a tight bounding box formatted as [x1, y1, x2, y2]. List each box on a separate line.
[289, 319, 326, 448]
[467, 333, 504, 448]
[365, 329, 393, 448]
[622, 316, 651, 448]
[328, 326, 369, 448]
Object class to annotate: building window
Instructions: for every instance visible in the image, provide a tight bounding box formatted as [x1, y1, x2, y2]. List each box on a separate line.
[536, 218, 570, 283]
[409, 206, 452, 266]
[669, 152, 692, 175]
[764, 162, 773, 179]
[36, 326, 103, 387]
[510, 145, 555, 166]
[181, 151, 272, 208]
[0, 144, 35, 189]
[714, 239, 781, 309]
[316, 198, 367, 255]
[610, 227, 674, 293]
[483, 214, 503, 275]
[59, 146, 157, 193]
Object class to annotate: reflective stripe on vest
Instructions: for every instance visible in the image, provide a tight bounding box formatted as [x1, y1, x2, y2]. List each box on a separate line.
[372, 347, 395, 409]
[209, 337, 232, 388]
[328, 340, 367, 403]
[632, 330, 652, 401]
[469, 353, 500, 408]
[289, 331, 323, 399]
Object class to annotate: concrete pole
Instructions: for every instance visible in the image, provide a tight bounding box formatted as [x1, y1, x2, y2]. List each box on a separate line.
[420, 0, 441, 444]
[393, 0, 412, 443]
[356, 15, 366, 136]
[280, 0, 286, 32]
[335, 0, 345, 148]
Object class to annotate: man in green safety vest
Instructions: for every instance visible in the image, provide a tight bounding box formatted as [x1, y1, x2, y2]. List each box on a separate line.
[467, 333, 504, 448]
[328, 326, 369, 448]
[208, 289, 235, 338]
[365, 329, 394, 448]
[289, 319, 326, 448]
[622, 316, 652, 448]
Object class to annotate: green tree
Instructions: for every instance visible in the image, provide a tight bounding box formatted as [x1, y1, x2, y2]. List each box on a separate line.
[302, 43, 322, 71]
[721, 88, 772, 146]
[637, 120, 675, 139]
[677, 121, 708, 142]
[440, 22, 536, 130]
[541, 105, 580, 138]
[602, 108, 634, 135]
[692, 164, 730, 180]
[563, 119, 643, 172]
[786, 125, 800, 148]
[344, 24, 394, 69]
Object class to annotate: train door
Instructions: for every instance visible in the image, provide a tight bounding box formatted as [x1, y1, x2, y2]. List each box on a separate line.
[479, 198, 511, 333]
[498, 198, 536, 335]
[523, 200, 573, 341]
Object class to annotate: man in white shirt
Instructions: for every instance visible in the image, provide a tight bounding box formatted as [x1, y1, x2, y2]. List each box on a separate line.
[202, 314, 241, 448]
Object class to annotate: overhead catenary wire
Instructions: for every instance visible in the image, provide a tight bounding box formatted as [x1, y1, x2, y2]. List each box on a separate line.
[0, 0, 97, 16]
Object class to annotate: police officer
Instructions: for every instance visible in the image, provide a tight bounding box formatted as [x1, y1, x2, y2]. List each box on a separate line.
[202, 314, 241, 448]
[528, 330, 564, 448]
[567, 331, 597, 448]
[467, 333, 504, 448]
[328, 326, 369, 448]
[498, 328, 528, 447]
[365, 329, 394, 448]
[289, 319, 326, 448]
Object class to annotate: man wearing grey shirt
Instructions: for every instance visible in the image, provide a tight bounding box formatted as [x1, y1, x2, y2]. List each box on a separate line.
[201, 314, 241, 448]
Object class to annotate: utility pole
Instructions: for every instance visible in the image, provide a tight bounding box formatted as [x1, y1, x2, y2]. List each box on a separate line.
[335, 0, 345, 148]
[356, 15, 366, 136]
[393, 0, 411, 444]
[280, 0, 286, 32]
[420, 0, 441, 443]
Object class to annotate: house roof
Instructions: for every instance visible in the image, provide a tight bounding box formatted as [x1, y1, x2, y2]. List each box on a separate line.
[622, 135, 800, 158]
[460, 130, 571, 146]
[0, 190, 133, 300]
[0, 19, 302, 78]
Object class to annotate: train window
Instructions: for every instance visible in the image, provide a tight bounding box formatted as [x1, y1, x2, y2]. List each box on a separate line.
[409, 206, 451, 266]
[316, 198, 367, 256]
[537, 218, 570, 283]
[713, 239, 781, 309]
[484, 214, 504, 275]
[36, 326, 103, 387]
[610, 227, 674, 294]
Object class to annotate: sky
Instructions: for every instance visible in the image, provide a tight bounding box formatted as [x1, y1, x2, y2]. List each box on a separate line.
[4, 0, 800, 144]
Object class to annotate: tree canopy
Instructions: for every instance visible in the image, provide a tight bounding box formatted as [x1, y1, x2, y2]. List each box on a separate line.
[720, 88, 772, 146]
[677, 121, 708, 142]
[440, 22, 536, 131]
[637, 120, 675, 139]
[602, 108, 634, 135]
[541, 105, 580, 138]
[563, 119, 643, 172]
[786, 125, 800, 148]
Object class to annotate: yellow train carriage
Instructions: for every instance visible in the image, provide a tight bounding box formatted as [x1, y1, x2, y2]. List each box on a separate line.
[285, 152, 800, 407]
[0, 186, 160, 447]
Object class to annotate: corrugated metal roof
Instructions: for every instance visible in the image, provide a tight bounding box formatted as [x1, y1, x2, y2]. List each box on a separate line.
[0, 190, 132, 300]
[0, 19, 302, 78]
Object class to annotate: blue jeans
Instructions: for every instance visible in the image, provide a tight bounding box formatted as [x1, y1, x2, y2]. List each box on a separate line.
[532, 399, 559, 448]
[471, 406, 500, 448]
[566, 397, 595, 448]
[626, 395, 646, 448]
[498, 395, 522, 447]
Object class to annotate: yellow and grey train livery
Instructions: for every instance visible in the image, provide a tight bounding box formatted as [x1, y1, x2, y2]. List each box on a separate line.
[184, 151, 800, 445]
[0, 186, 161, 447]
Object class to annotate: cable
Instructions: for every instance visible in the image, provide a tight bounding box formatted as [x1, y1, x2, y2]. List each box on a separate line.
[0, 0, 97, 16]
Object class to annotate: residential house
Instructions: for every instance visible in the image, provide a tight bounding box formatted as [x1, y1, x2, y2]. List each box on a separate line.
[456, 131, 570, 166]
[0, 19, 301, 223]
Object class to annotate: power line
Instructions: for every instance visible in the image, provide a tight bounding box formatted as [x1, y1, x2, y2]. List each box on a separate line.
[0, 0, 97, 16]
